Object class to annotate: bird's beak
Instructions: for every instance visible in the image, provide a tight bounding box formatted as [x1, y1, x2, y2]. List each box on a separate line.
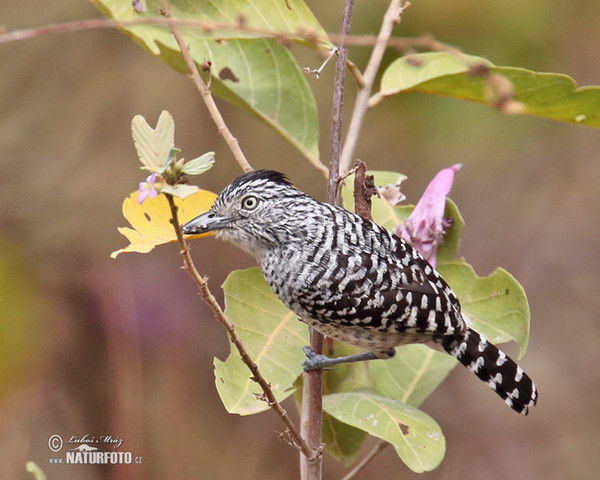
[182, 210, 232, 235]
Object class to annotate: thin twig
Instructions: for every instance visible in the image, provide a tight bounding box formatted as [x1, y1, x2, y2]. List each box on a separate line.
[303, 46, 339, 79]
[0, 15, 432, 50]
[300, 2, 355, 480]
[339, 0, 411, 174]
[0, 16, 458, 53]
[165, 194, 315, 461]
[326, 0, 353, 204]
[0, 15, 480, 121]
[0, 16, 468, 94]
[340, 440, 388, 480]
[159, 0, 253, 173]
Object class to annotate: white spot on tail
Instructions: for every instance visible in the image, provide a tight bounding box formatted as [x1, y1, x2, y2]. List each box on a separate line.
[469, 356, 485, 373]
[515, 366, 524, 382]
[496, 351, 507, 366]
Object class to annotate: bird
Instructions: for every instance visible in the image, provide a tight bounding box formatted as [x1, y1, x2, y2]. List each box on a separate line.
[182, 170, 537, 415]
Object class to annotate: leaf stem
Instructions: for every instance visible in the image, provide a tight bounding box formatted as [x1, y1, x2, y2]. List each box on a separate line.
[340, 440, 388, 480]
[164, 194, 315, 461]
[159, 0, 253, 174]
[339, 0, 411, 174]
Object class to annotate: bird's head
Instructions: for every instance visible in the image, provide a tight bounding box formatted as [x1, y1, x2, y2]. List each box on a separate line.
[182, 170, 310, 258]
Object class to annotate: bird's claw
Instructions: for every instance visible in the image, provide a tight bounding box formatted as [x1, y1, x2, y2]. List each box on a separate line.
[302, 346, 333, 371]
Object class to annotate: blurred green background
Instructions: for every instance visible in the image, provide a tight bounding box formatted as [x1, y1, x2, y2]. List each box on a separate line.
[1, 1, 599, 479]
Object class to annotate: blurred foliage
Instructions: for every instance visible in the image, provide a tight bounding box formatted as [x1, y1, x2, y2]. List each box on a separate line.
[0, 240, 47, 398]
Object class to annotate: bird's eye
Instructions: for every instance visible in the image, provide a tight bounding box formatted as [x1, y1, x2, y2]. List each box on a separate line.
[242, 196, 259, 210]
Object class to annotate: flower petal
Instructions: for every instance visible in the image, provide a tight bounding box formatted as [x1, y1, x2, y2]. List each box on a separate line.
[137, 188, 148, 205]
[397, 164, 461, 267]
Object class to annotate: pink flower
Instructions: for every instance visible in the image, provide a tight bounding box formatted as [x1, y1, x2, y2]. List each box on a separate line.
[396, 164, 462, 268]
[137, 173, 158, 204]
[132, 0, 145, 13]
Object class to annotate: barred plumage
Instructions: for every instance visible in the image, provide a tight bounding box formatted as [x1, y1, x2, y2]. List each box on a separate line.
[183, 170, 538, 414]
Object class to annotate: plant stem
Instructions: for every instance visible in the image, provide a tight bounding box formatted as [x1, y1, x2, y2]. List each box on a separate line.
[159, 0, 253, 173]
[165, 194, 315, 461]
[326, 0, 353, 203]
[300, 2, 354, 479]
[339, 0, 410, 174]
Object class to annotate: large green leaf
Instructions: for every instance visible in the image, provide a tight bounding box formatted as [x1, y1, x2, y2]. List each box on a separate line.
[372, 52, 600, 127]
[215, 267, 308, 415]
[322, 412, 366, 464]
[323, 392, 445, 473]
[93, 0, 327, 162]
[370, 345, 457, 408]
[436, 260, 530, 357]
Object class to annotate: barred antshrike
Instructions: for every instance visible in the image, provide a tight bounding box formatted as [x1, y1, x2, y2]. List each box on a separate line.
[183, 170, 537, 414]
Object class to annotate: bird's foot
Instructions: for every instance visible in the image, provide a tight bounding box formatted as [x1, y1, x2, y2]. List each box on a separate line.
[302, 346, 335, 371]
[302, 346, 381, 371]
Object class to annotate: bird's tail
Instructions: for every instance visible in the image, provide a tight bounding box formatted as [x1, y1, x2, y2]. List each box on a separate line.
[441, 328, 538, 415]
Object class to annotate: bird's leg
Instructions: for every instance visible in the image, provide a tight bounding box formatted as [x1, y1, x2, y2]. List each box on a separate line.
[302, 346, 379, 371]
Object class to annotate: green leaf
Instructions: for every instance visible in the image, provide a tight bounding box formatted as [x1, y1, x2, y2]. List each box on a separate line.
[215, 267, 308, 415]
[435, 198, 464, 264]
[131, 110, 175, 171]
[93, 0, 328, 163]
[436, 260, 531, 357]
[370, 345, 457, 407]
[180, 151, 215, 175]
[376, 52, 493, 96]
[160, 184, 200, 199]
[373, 52, 600, 128]
[25, 462, 47, 480]
[323, 392, 445, 473]
[322, 413, 366, 464]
